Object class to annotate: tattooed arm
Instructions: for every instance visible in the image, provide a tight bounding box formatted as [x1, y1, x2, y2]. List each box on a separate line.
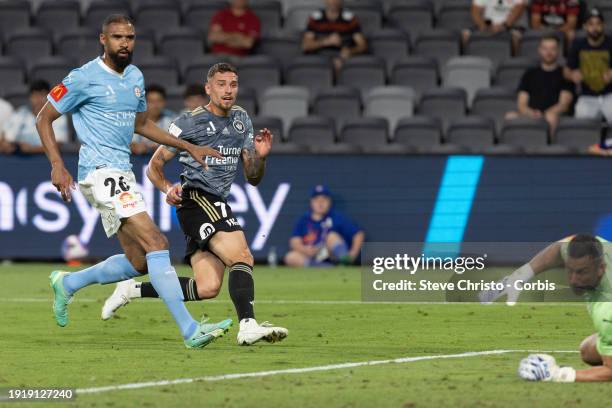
[242, 127, 273, 186]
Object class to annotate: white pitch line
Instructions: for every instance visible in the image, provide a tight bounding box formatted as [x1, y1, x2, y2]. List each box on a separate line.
[76, 349, 577, 395]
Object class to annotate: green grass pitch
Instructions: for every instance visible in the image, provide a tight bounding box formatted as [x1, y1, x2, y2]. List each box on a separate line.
[0, 263, 608, 407]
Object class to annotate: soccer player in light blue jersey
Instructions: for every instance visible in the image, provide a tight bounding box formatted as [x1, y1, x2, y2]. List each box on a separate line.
[35, 15, 231, 349]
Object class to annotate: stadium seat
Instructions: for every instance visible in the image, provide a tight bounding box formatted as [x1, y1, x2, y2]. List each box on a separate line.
[29, 56, 75, 87]
[312, 86, 362, 131]
[418, 87, 467, 131]
[471, 87, 516, 134]
[84, 0, 132, 31]
[183, 55, 231, 85]
[445, 116, 496, 152]
[386, 0, 434, 41]
[158, 28, 206, 72]
[251, 0, 282, 36]
[183, 1, 228, 35]
[337, 56, 387, 99]
[35, 0, 81, 37]
[252, 116, 284, 141]
[285, 56, 334, 102]
[281, 0, 320, 15]
[137, 57, 180, 89]
[465, 32, 512, 69]
[288, 116, 337, 149]
[255, 34, 302, 70]
[344, 0, 383, 34]
[0, 0, 31, 39]
[413, 29, 460, 67]
[135, 1, 181, 36]
[0, 57, 26, 96]
[57, 29, 103, 66]
[340, 117, 389, 152]
[390, 56, 438, 99]
[5, 28, 53, 68]
[164, 85, 185, 114]
[368, 29, 410, 74]
[442, 56, 492, 106]
[3, 85, 29, 109]
[364, 86, 415, 133]
[500, 118, 549, 150]
[131, 31, 156, 64]
[553, 117, 602, 152]
[235, 56, 282, 105]
[393, 116, 443, 151]
[518, 30, 564, 59]
[284, 4, 319, 34]
[259, 86, 309, 135]
[270, 141, 309, 154]
[495, 57, 536, 91]
[436, 2, 472, 31]
[236, 87, 258, 115]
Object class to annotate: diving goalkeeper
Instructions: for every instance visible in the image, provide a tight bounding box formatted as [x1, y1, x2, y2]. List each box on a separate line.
[479, 234, 612, 382]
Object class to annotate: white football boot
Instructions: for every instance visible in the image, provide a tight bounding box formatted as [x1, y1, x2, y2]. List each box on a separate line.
[101, 279, 137, 320]
[237, 318, 288, 345]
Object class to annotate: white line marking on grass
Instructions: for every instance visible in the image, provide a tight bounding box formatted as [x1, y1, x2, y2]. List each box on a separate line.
[76, 349, 577, 395]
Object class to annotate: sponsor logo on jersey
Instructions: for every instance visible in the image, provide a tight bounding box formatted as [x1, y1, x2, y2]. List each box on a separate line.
[168, 123, 182, 137]
[50, 84, 68, 102]
[134, 86, 142, 98]
[199, 223, 216, 240]
[233, 119, 245, 133]
[226, 218, 240, 227]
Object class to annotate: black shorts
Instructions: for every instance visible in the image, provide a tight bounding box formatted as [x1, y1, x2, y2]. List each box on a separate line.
[177, 188, 243, 264]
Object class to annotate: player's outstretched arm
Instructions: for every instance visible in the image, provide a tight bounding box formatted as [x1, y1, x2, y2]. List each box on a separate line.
[519, 354, 612, 382]
[134, 112, 222, 170]
[242, 128, 273, 186]
[479, 241, 564, 305]
[35, 101, 75, 202]
[146, 146, 182, 206]
[575, 356, 612, 382]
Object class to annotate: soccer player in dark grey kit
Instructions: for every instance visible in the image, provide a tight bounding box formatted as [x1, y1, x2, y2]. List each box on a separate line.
[102, 63, 288, 345]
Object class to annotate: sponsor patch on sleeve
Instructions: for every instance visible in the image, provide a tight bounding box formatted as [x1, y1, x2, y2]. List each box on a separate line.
[168, 123, 182, 137]
[50, 83, 68, 102]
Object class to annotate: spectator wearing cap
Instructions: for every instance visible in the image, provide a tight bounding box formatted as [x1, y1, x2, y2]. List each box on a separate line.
[131, 84, 176, 155]
[565, 8, 612, 123]
[208, 0, 261, 57]
[301, 0, 368, 72]
[530, 0, 579, 43]
[1, 80, 68, 155]
[284, 185, 365, 267]
[183, 83, 207, 112]
[505, 34, 574, 134]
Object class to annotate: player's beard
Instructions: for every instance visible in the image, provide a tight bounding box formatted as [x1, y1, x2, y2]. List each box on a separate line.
[588, 30, 604, 42]
[109, 49, 133, 70]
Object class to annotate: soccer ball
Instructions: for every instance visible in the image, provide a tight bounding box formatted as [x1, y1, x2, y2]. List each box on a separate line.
[61, 235, 89, 261]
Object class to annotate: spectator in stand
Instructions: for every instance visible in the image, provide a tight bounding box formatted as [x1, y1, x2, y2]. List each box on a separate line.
[1, 80, 68, 154]
[463, 0, 526, 52]
[530, 0, 579, 43]
[284, 185, 365, 267]
[565, 8, 612, 123]
[0, 97, 14, 153]
[131, 84, 176, 155]
[301, 0, 368, 72]
[207, 0, 261, 57]
[183, 84, 207, 112]
[505, 34, 574, 134]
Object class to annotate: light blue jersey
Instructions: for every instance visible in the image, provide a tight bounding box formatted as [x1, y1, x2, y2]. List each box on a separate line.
[47, 57, 147, 181]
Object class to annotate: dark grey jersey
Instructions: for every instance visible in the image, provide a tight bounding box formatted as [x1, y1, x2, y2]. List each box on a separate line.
[167, 105, 254, 199]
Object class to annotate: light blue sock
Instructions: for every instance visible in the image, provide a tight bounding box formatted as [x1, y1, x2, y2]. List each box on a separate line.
[63, 254, 142, 295]
[331, 241, 349, 260]
[146, 250, 197, 339]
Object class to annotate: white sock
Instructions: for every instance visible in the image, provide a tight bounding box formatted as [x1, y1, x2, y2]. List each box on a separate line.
[128, 282, 142, 298]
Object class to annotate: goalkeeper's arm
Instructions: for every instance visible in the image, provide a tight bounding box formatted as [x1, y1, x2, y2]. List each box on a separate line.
[479, 241, 564, 305]
[520, 354, 612, 382]
[575, 356, 612, 381]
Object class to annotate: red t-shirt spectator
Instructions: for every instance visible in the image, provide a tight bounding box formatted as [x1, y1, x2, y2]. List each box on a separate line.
[530, 0, 579, 28]
[209, 7, 261, 56]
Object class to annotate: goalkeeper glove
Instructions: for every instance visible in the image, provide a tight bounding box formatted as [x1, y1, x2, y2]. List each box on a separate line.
[478, 263, 534, 305]
[518, 354, 576, 382]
